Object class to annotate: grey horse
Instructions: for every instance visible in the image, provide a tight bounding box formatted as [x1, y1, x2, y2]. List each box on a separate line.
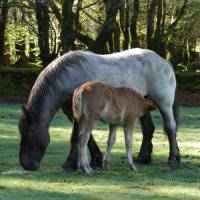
[19, 48, 180, 171]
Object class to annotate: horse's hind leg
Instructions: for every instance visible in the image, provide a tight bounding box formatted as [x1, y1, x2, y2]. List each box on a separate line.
[160, 105, 180, 167]
[152, 88, 180, 167]
[136, 112, 155, 164]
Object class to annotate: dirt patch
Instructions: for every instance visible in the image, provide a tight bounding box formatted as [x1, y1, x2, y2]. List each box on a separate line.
[0, 96, 27, 103]
[177, 90, 200, 106]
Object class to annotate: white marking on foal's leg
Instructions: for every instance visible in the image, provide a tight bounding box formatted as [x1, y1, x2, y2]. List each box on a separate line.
[103, 125, 117, 170]
[124, 127, 137, 172]
[78, 131, 93, 175]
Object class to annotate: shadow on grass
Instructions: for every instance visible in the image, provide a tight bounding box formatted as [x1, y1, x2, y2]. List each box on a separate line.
[1, 135, 200, 186]
[2, 184, 200, 200]
[1, 104, 200, 199]
[1, 137, 200, 199]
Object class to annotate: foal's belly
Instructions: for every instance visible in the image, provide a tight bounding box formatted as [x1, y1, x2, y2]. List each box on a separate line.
[99, 104, 125, 126]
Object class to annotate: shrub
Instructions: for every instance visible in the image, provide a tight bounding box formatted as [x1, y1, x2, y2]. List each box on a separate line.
[176, 72, 200, 93]
[0, 67, 41, 96]
[1, 68, 200, 97]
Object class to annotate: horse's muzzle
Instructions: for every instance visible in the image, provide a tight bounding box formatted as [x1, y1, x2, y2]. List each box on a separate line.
[20, 159, 39, 171]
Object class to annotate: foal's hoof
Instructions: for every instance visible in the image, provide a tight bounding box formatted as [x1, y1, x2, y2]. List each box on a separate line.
[82, 164, 94, 175]
[135, 155, 151, 164]
[129, 164, 137, 172]
[168, 156, 180, 169]
[102, 160, 110, 170]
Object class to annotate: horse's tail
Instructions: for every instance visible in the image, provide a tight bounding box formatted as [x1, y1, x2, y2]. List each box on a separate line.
[167, 59, 179, 129]
[173, 89, 179, 129]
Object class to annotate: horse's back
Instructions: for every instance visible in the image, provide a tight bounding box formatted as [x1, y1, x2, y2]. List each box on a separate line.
[31, 48, 176, 108]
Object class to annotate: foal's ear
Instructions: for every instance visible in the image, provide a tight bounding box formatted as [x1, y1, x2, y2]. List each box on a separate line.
[21, 106, 31, 122]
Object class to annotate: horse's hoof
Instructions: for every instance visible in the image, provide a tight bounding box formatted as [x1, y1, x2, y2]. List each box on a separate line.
[90, 155, 103, 169]
[168, 155, 180, 169]
[62, 161, 78, 172]
[134, 155, 151, 164]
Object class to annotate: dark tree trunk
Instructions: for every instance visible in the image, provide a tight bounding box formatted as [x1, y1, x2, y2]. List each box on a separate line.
[113, 21, 121, 52]
[164, 0, 188, 61]
[76, 0, 125, 53]
[160, 0, 166, 56]
[153, 0, 163, 55]
[130, 0, 140, 48]
[61, 0, 75, 53]
[91, 0, 125, 53]
[146, 0, 157, 50]
[120, 0, 130, 50]
[0, 0, 9, 65]
[35, 0, 51, 67]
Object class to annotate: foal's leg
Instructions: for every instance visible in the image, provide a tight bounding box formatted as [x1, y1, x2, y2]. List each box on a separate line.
[61, 104, 103, 171]
[124, 125, 137, 172]
[136, 112, 155, 164]
[78, 131, 93, 175]
[78, 119, 95, 175]
[102, 125, 117, 170]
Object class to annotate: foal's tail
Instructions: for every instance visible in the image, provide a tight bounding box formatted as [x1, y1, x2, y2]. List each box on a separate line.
[72, 88, 83, 120]
[173, 89, 179, 129]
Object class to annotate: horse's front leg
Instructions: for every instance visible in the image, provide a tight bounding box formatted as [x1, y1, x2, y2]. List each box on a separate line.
[88, 134, 103, 169]
[62, 118, 79, 171]
[136, 112, 155, 164]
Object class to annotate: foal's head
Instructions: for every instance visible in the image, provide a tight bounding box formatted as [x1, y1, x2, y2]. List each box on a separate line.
[141, 98, 157, 115]
[19, 106, 50, 171]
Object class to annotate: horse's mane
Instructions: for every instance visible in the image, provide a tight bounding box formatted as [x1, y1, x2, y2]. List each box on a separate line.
[26, 51, 87, 119]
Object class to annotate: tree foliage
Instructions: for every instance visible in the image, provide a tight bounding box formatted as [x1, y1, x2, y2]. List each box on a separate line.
[1, 0, 200, 71]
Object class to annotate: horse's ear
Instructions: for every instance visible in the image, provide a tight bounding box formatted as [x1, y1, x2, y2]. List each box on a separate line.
[21, 106, 31, 123]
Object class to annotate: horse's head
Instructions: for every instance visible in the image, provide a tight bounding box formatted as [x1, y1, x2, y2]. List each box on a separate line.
[18, 106, 50, 171]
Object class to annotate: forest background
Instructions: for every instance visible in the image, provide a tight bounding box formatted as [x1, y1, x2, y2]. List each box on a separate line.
[0, 0, 200, 103]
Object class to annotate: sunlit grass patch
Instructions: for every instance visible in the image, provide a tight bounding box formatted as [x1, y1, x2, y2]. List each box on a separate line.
[0, 103, 200, 200]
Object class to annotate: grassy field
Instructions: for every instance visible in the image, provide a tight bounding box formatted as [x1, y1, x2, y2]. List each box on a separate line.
[0, 103, 200, 200]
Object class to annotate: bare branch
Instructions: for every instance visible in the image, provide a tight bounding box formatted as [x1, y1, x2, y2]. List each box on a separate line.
[82, 9, 102, 25]
[81, 0, 101, 10]
[49, 0, 61, 22]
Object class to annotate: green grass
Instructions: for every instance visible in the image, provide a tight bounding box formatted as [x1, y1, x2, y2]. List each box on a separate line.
[0, 103, 200, 200]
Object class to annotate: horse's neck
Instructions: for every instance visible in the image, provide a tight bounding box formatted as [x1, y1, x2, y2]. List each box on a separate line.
[27, 92, 60, 126]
